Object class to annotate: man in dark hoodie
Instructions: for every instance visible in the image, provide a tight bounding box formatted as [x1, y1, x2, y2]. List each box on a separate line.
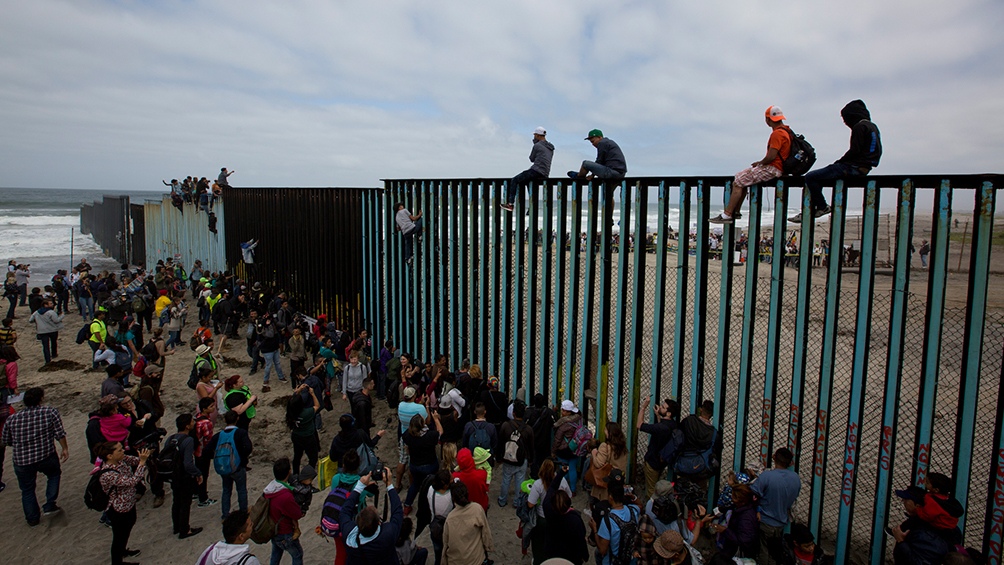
[169, 414, 203, 539]
[503, 126, 554, 211]
[791, 99, 882, 223]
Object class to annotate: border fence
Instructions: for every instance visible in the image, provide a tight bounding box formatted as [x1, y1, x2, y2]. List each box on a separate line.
[142, 194, 227, 274]
[79, 194, 131, 264]
[361, 174, 1002, 564]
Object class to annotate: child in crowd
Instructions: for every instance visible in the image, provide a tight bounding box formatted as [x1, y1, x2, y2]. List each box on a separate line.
[916, 472, 964, 530]
[473, 447, 493, 484]
[291, 464, 317, 515]
[395, 517, 429, 565]
[782, 523, 827, 565]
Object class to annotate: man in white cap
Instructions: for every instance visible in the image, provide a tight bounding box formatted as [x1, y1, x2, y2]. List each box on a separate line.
[552, 399, 584, 495]
[711, 105, 793, 224]
[502, 126, 554, 211]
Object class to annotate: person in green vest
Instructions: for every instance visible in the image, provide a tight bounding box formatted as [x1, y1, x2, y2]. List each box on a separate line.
[224, 374, 258, 431]
[193, 344, 219, 381]
[88, 307, 108, 368]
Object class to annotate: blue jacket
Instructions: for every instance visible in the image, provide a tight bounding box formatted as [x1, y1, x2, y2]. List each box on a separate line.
[339, 481, 403, 564]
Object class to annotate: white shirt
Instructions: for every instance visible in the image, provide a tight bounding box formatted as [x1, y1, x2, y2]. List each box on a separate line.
[396, 209, 416, 233]
[427, 489, 454, 518]
[528, 477, 571, 517]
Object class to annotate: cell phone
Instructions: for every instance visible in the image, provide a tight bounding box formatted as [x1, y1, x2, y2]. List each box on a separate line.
[713, 506, 722, 516]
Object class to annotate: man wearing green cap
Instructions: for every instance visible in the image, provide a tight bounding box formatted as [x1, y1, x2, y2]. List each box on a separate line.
[568, 129, 627, 180]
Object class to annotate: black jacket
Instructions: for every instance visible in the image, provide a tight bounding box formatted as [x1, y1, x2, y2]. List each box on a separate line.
[836, 99, 882, 169]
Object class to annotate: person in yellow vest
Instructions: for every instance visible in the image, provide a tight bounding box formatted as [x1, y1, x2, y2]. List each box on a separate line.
[88, 307, 108, 369]
[154, 289, 172, 320]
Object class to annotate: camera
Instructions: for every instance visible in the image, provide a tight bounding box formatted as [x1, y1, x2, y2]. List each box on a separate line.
[371, 466, 384, 482]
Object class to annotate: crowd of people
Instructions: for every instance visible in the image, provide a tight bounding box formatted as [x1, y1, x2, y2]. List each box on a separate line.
[160, 167, 234, 233]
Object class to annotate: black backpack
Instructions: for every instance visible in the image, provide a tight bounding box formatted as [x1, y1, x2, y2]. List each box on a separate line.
[782, 127, 817, 176]
[158, 435, 183, 481]
[141, 340, 160, 364]
[83, 468, 118, 511]
[76, 322, 92, 344]
[604, 506, 639, 565]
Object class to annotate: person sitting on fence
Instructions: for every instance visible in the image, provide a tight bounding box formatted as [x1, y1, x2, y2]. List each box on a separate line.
[711, 106, 792, 225]
[567, 129, 627, 181]
[503, 126, 554, 212]
[395, 203, 423, 265]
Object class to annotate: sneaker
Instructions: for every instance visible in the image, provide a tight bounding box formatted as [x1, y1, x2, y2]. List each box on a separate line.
[179, 527, 203, 539]
[261, 385, 271, 392]
[497, 499, 507, 508]
[709, 214, 733, 225]
[788, 212, 804, 224]
[567, 171, 580, 179]
[0, 481, 5, 493]
[500, 202, 514, 212]
[198, 498, 218, 508]
[278, 377, 288, 383]
[249, 369, 258, 376]
[99, 515, 113, 528]
[153, 496, 165, 508]
[814, 205, 832, 218]
[123, 549, 141, 557]
[42, 505, 62, 516]
[27, 519, 39, 527]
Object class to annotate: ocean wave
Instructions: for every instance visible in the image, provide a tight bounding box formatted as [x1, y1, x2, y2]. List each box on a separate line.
[1, 225, 104, 260]
[0, 215, 80, 227]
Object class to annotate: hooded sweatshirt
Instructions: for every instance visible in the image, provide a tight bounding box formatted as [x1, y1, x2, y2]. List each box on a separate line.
[529, 139, 555, 177]
[263, 479, 302, 536]
[916, 492, 964, 530]
[28, 306, 64, 334]
[836, 99, 882, 169]
[195, 541, 261, 565]
[453, 448, 489, 511]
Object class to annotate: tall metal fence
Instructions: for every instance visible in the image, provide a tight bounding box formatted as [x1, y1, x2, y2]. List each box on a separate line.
[221, 187, 370, 331]
[143, 194, 227, 273]
[79, 194, 131, 264]
[362, 175, 1003, 564]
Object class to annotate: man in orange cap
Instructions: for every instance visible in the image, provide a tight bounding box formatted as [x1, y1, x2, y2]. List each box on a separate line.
[711, 105, 792, 224]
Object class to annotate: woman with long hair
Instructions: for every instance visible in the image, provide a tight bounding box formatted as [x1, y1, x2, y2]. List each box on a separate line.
[588, 421, 630, 505]
[403, 412, 442, 511]
[527, 458, 573, 565]
[285, 383, 321, 475]
[93, 441, 152, 565]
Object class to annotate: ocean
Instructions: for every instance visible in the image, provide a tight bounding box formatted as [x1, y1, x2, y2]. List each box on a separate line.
[1, 187, 157, 281]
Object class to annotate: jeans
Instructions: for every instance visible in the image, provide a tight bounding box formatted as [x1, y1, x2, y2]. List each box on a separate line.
[108, 507, 137, 565]
[803, 162, 865, 210]
[38, 332, 58, 363]
[262, 349, 285, 384]
[497, 460, 527, 506]
[581, 161, 625, 180]
[13, 452, 61, 523]
[507, 169, 545, 205]
[406, 462, 440, 506]
[6, 295, 17, 319]
[79, 296, 95, 320]
[18, 284, 27, 306]
[758, 522, 785, 565]
[165, 330, 181, 350]
[402, 218, 424, 263]
[220, 466, 248, 520]
[88, 340, 101, 368]
[270, 533, 304, 565]
[556, 455, 580, 494]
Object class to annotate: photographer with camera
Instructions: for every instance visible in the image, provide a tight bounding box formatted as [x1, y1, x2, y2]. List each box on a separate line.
[338, 465, 403, 563]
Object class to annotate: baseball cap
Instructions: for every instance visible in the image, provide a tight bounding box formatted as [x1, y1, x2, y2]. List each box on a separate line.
[533, 126, 546, 136]
[894, 485, 926, 504]
[603, 468, 625, 483]
[403, 386, 417, 399]
[585, 129, 603, 139]
[560, 399, 579, 413]
[653, 530, 685, 558]
[439, 395, 453, 409]
[765, 105, 786, 122]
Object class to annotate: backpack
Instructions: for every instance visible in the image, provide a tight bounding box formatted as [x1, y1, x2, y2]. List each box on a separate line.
[356, 442, 379, 475]
[188, 359, 207, 390]
[189, 334, 202, 351]
[52, 278, 66, 294]
[781, 128, 817, 176]
[83, 468, 117, 511]
[141, 340, 160, 364]
[502, 424, 529, 465]
[468, 421, 493, 452]
[132, 356, 148, 377]
[213, 428, 241, 476]
[651, 492, 688, 530]
[132, 295, 146, 313]
[566, 422, 594, 457]
[159, 307, 171, 326]
[673, 428, 720, 478]
[658, 428, 685, 467]
[157, 435, 182, 481]
[248, 494, 278, 544]
[319, 484, 353, 537]
[76, 322, 92, 344]
[429, 492, 447, 545]
[604, 506, 639, 565]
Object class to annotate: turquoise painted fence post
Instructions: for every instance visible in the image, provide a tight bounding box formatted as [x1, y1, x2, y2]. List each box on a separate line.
[514, 183, 527, 394]
[527, 183, 540, 394]
[649, 181, 671, 404]
[564, 183, 583, 406]
[501, 184, 513, 390]
[578, 181, 598, 411]
[985, 347, 1004, 563]
[835, 181, 881, 563]
[627, 181, 648, 478]
[953, 182, 996, 530]
[809, 180, 847, 538]
[733, 183, 762, 472]
[691, 180, 709, 415]
[489, 181, 502, 380]
[449, 182, 459, 366]
[460, 182, 470, 360]
[478, 181, 489, 368]
[760, 181, 789, 468]
[671, 181, 691, 403]
[710, 180, 735, 508]
[553, 181, 569, 403]
[788, 184, 816, 466]
[611, 183, 632, 424]
[595, 181, 616, 432]
[541, 183, 555, 402]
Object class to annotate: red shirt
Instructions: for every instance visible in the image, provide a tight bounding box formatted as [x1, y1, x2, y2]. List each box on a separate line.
[194, 415, 214, 457]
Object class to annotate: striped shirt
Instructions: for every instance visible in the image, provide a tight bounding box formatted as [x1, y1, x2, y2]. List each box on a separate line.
[1, 405, 67, 466]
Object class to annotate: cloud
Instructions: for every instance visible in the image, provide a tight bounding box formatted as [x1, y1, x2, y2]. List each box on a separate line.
[0, 0, 1001, 193]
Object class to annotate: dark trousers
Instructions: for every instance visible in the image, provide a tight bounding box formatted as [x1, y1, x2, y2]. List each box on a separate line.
[507, 169, 545, 205]
[18, 284, 27, 306]
[137, 308, 153, 332]
[5, 295, 16, 319]
[56, 294, 69, 315]
[803, 162, 863, 210]
[408, 547, 429, 565]
[290, 432, 319, 476]
[38, 332, 58, 363]
[108, 506, 137, 565]
[247, 339, 264, 372]
[13, 452, 61, 523]
[171, 475, 195, 534]
[402, 219, 424, 262]
[196, 454, 211, 502]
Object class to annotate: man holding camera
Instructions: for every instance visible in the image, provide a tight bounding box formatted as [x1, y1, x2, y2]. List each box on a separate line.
[338, 465, 402, 563]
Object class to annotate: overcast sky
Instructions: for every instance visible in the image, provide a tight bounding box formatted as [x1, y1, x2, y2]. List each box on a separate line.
[1, 0, 1002, 193]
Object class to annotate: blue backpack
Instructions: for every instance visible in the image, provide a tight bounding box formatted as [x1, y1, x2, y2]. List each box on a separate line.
[673, 428, 720, 478]
[214, 428, 241, 476]
[468, 422, 493, 452]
